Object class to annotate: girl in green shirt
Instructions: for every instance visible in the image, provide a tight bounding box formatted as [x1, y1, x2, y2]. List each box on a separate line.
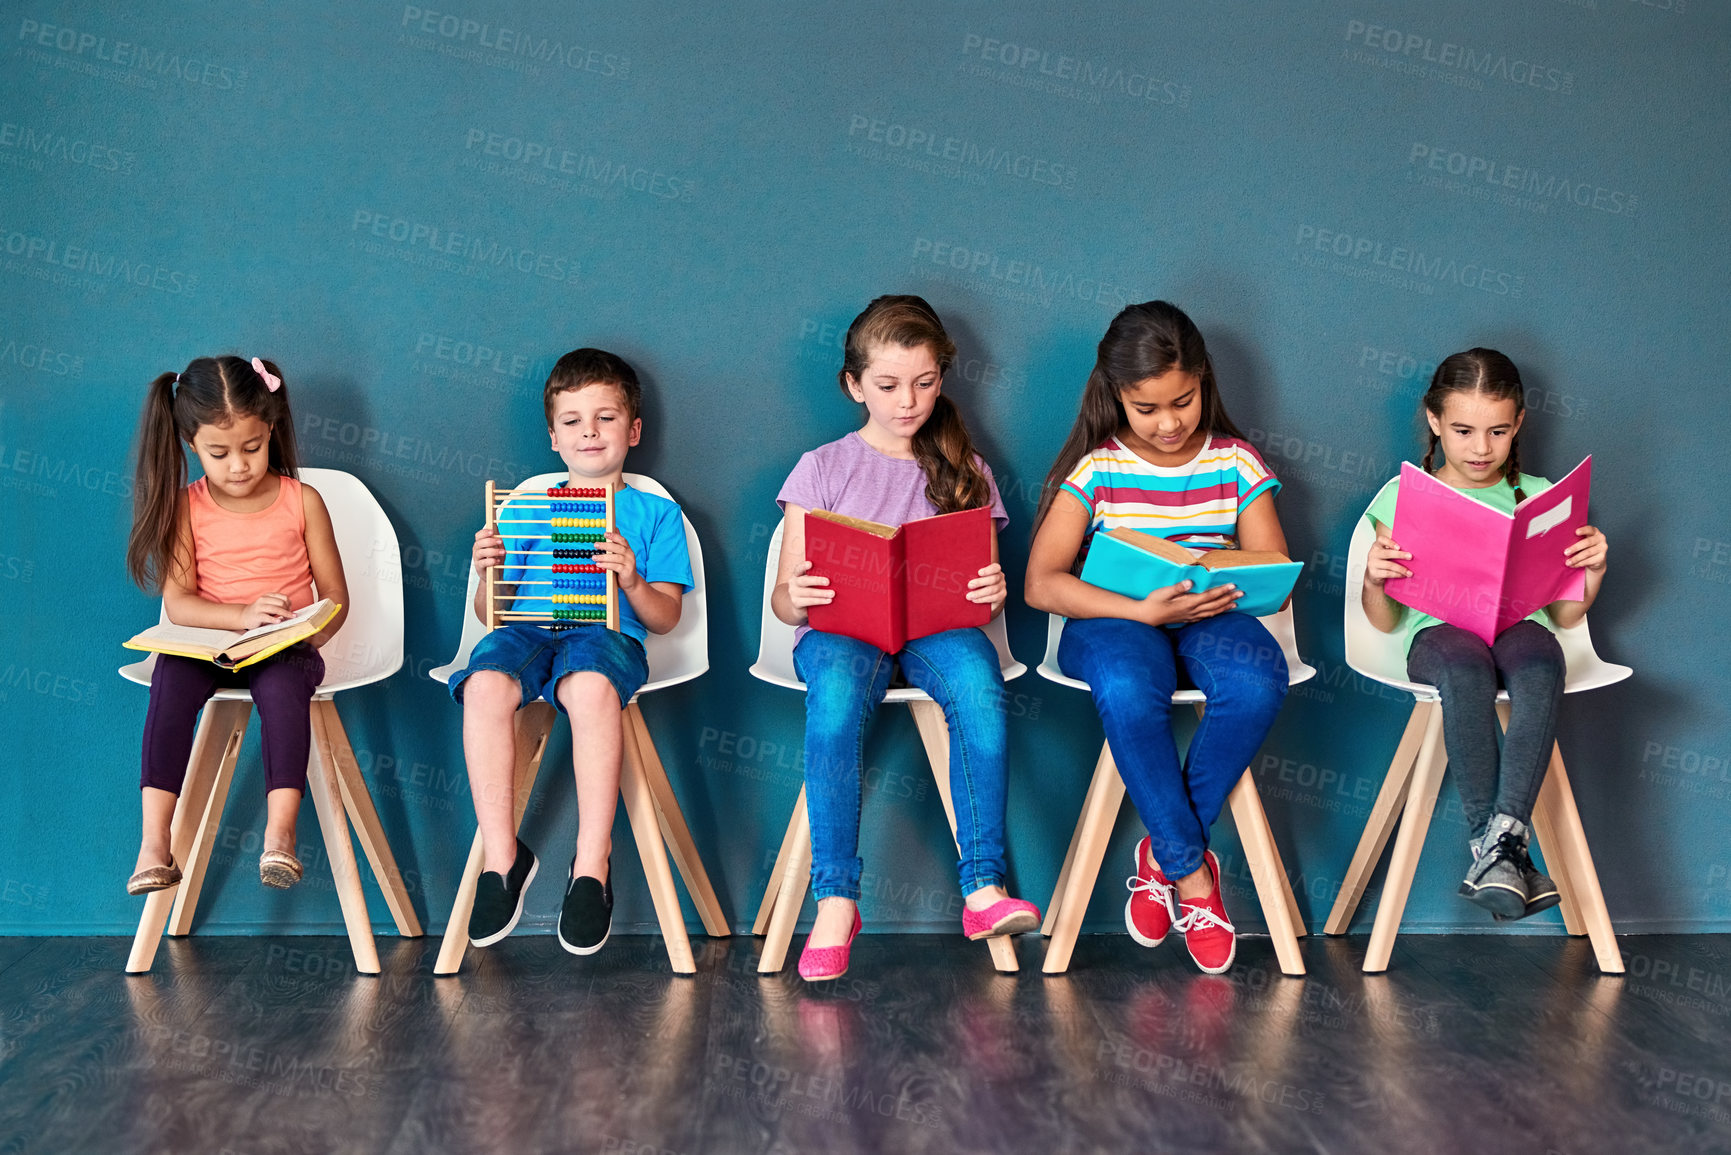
[1360, 348, 1609, 920]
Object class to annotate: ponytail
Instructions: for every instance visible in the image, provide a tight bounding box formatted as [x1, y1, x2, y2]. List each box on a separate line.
[252, 356, 300, 479]
[911, 394, 993, 515]
[126, 372, 190, 590]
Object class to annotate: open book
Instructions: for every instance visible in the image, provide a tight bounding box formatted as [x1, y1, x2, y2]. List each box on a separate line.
[124, 599, 340, 670]
[1079, 528, 1302, 618]
[1383, 457, 1591, 645]
[804, 506, 992, 653]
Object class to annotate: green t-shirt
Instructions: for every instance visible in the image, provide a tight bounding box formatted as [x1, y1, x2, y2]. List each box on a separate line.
[1363, 471, 1557, 655]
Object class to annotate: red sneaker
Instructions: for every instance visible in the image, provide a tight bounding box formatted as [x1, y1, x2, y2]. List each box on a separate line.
[1172, 850, 1236, 974]
[1124, 836, 1177, 948]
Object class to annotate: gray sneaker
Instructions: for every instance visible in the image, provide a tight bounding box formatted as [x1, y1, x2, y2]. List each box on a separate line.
[1496, 844, 1561, 922]
[1459, 814, 1530, 920]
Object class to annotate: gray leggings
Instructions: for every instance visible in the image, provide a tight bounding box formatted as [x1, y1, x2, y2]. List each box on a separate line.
[1406, 621, 1565, 840]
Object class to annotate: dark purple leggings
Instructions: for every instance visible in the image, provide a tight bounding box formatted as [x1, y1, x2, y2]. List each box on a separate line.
[140, 646, 325, 795]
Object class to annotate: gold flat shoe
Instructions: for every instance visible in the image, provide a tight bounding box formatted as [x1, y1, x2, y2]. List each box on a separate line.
[259, 849, 304, 890]
[127, 861, 181, 896]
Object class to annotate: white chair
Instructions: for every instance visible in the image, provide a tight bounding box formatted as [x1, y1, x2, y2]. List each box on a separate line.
[119, 468, 422, 975]
[1325, 500, 1630, 973]
[428, 472, 727, 976]
[1036, 608, 1313, 976]
[749, 520, 1028, 974]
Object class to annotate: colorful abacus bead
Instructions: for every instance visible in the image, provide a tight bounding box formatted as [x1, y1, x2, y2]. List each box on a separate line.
[552, 607, 608, 621]
[548, 487, 606, 497]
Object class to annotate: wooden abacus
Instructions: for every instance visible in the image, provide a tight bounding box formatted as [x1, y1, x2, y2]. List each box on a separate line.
[484, 480, 619, 632]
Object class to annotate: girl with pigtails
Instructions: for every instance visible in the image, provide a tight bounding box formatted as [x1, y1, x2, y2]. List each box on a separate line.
[124, 356, 348, 896]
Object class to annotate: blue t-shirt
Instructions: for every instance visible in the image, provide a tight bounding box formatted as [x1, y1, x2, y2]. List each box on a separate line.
[500, 480, 693, 644]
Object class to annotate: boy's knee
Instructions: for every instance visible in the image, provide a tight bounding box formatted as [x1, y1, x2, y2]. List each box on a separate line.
[555, 671, 620, 715]
[462, 670, 522, 714]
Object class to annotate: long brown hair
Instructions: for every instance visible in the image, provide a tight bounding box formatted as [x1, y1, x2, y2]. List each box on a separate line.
[839, 294, 992, 514]
[1420, 348, 1528, 501]
[1033, 300, 1244, 530]
[126, 355, 299, 590]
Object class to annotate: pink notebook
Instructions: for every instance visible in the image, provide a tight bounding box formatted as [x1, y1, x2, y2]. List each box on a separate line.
[1383, 457, 1591, 644]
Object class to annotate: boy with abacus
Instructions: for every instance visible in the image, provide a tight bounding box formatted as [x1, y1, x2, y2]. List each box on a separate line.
[449, 349, 693, 955]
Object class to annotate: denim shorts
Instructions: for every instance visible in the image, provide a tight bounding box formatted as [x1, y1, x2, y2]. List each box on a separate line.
[448, 624, 649, 712]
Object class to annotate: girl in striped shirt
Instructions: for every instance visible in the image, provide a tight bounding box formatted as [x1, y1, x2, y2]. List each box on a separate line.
[1025, 301, 1290, 974]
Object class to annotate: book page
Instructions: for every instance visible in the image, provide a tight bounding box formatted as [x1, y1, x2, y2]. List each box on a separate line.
[1199, 550, 1292, 570]
[1101, 528, 1200, 565]
[810, 510, 897, 538]
[231, 598, 333, 645]
[129, 622, 237, 653]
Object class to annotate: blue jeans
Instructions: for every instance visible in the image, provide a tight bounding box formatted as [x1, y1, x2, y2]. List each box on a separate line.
[1058, 613, 1288, 880]
[793, 627, 1009, 902]
[449, 624, 649, 712]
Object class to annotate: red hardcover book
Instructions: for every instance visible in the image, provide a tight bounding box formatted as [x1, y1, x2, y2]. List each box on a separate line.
[804, 506, 993, 652]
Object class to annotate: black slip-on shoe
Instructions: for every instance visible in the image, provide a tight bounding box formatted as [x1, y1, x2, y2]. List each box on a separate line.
[469, 838, 538, 948]
[557, 856, 613, 956]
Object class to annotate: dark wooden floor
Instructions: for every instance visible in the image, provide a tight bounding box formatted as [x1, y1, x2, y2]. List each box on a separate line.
[0, 933, 1728, 1154]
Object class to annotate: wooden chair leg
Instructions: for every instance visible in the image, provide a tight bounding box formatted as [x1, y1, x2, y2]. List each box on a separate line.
[754, 794, 805, 936]
[907, 699, 1017, 973]
[1192, 702, 1305, 947]
[619, 717, 696, 974]
[1363, 708, 1448, 973]
[1529, 805, 1587, 936]
[434, 704, 553, 976]
[306, 705, 380, 975]
[314, 700, 423, 938]
[1325, 702, 1432, 935]
[1531, 744, 1623, 974]
[166, 702, 251, 936]
[759, 788, 812, 973]
[1043, 743, 1126, 975]
[129, 701, 249, 971]
[627, 705, 729, 938]
[1042, 757, 1109, 937]
[1493, 703, 1585, 935]
[1226, 770, 1305, 976]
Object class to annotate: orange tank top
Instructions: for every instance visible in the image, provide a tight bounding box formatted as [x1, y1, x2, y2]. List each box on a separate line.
[187, 475, 316, 610]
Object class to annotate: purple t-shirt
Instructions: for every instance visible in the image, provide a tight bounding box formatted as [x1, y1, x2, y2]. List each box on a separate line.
[776, 430, 1009, 643]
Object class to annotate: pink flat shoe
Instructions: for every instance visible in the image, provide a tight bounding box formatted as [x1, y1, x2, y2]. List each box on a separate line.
[798, 909, 863, 982]
[962, 896, 1041, 941]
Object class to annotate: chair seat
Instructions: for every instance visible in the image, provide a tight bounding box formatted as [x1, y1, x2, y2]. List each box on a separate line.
[1034, 610, 1317, 698]
[748, 655, 1030, 703]
[120, 654, 397, 700]
[425, 658, 701, 705]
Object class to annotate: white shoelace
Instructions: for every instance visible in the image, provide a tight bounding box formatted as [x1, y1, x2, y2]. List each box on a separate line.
[1172, 903, 1235, 935]
[1126, 872, 1175, 911]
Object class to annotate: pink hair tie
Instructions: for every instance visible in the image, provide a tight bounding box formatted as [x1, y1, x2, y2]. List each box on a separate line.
[251, 356, 281, 392]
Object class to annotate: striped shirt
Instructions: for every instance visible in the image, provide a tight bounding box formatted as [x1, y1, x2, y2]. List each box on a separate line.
[1060, 435, 1280, 551]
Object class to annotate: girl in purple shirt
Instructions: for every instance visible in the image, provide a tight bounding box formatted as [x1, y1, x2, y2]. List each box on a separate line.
[773, 294, 1040, 981]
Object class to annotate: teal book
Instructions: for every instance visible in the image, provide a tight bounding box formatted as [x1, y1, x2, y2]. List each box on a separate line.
[1078, 529, 1302, 618]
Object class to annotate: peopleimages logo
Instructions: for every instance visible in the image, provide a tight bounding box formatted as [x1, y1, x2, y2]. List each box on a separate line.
[1293, 224, 1525, 298]
[1343, 18, 1575, 94]
[17, 18, 249, 91]
[461, 129, 696, 201]
[846, 114, 1078, 189]
[398, 6, 628, 78]
[0, 122, 136, 175]
[1408, 144, 1637, 215]
[957, 32, 1191, 107]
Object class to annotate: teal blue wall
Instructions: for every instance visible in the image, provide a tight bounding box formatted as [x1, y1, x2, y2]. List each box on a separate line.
[4, 1, 1728, 938]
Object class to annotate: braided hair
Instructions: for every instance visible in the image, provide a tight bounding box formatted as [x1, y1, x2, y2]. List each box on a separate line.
[1420, 348, 1528, 501]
